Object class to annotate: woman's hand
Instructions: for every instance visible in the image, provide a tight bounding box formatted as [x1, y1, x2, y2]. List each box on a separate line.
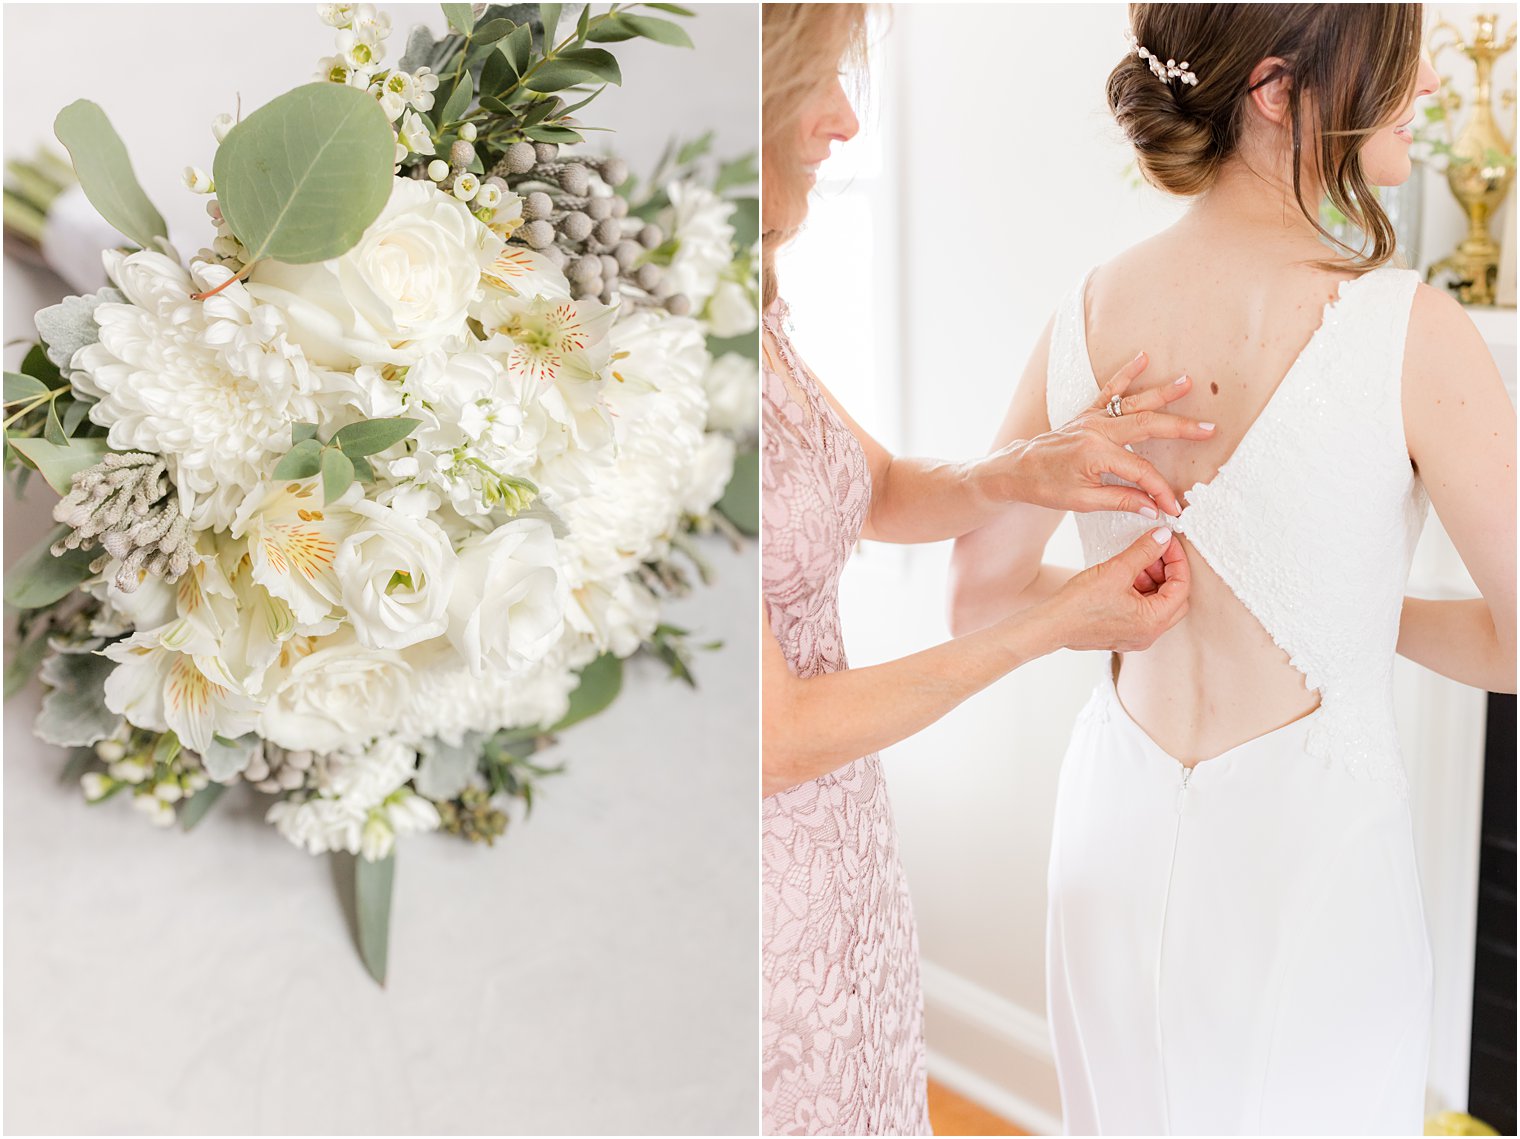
[1042, 527, 1192, 652]
[981, 351, 1216, 518]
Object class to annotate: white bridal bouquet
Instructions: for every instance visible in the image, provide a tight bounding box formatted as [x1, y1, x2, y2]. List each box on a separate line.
[3, 2, 758, 981]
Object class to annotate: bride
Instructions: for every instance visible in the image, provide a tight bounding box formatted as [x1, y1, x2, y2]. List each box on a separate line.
[950, 4, 1516, 1134]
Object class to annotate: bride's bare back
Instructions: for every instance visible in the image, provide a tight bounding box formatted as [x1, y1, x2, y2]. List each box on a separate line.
[1084, 230, 1364, 763]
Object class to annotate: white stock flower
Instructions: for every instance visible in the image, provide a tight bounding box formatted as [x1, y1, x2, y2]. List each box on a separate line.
[257, 628, 413, 753]
[266, 737, 438, 859]
[398, 110, 435, 156]
[246, 177, 500, 368]
[71, 251, 323, 531]
[657, 181, 737, 309]
[564, 574, 661, 658]
[334, 499, 457, 650]
[702, 351, 759, 435]
[445, 517, 566, 674]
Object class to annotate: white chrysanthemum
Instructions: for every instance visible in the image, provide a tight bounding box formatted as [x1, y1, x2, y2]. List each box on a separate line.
[395, 653, 581, 745]
[702, 351, 759, 435]
[657, 181, 737, 309]
[684, 433, 737, 518]
[552, 311, 711, 583]
[70, 251, 323, 531]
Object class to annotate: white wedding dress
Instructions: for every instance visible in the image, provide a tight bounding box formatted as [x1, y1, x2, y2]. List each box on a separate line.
[1043, 265, 1434, 1135]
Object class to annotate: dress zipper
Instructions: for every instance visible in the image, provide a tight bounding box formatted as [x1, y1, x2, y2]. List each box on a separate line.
[1176, 764, 1193, 813]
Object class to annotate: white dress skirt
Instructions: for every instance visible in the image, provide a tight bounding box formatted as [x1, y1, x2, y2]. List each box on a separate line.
[1046, 674, 1433, 1135]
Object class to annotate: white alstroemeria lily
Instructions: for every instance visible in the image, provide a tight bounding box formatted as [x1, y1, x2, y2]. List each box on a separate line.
[478, 245, 570, 299]
[230, 478, 360, 629]
[334, 499, 457, 650]
[100, 628, 259, 755]
[485, 294, 616, 388]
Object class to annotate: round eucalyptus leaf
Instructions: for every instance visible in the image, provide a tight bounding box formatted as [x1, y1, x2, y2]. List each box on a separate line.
[213, 83, 395, 265]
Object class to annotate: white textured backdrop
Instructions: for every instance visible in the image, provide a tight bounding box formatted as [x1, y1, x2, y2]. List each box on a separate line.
[2, 4, 759, 1135]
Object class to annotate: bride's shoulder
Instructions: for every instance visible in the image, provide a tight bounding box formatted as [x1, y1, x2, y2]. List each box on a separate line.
[1402, 281, 1498, 390]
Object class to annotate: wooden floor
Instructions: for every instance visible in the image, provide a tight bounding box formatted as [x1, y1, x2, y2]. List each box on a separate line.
[926, 1079, 1029, 1136]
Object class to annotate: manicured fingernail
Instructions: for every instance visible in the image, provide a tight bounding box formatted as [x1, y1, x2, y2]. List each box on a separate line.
[1174, 374, 1189, 385]
[1152, 527, 1170, 543]
[1199, 421, 1216, 431]
[1138, 505, 1158, 519]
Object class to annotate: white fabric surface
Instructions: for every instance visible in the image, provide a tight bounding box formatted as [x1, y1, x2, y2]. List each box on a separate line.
[2, 4, 760, 1133]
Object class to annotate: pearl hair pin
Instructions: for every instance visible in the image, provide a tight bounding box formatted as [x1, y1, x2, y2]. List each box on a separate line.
[1125, 29, 1200, 86]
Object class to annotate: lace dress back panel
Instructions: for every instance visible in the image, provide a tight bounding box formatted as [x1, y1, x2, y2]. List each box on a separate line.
[1045, 265, 1428, 793]
[760, 299, 931, 1136]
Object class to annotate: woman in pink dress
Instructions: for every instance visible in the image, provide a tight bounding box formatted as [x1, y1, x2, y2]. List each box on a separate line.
[759, 6, 1222, 1134]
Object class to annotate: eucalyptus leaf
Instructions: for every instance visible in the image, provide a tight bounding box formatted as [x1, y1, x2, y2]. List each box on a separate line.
[504, 22, 532, 75]
[4, 373, 48, 403]
[729, 196, 759, 249]
[442, 3, 475, 35]
[44, 401, 66, 445]
[272, 438, 323, 480]
[3, 526, 97, 609]
[540, 3, 561, 48]
[707, 333, 759, 362]
[586, 14, 638, 42]
[53, 101, 168, 251]
[714, 152, 759, 194]
[479, 95, 514, 115]
[151, 731, 181, 766]
[482, 42, 515, 93]
[355, 851, 396, 986]
[575, 2, 590, 43]
[677, 131, 714, 165]
[617, 13, 693, 47]
[35, 648, 121, 748]
[551, 652, 622, 731]
[291, 421, 319, 445]
[4, 627, 51, 699]
[717, 447, 758, 535]
[35, 288, 124, 376]
[59, 748, 96, 787]
[647, 3, 696, 13]
[214, 83, 394, 265]
[415, 731, 486, 800]
[524, 124, 584, 144]
[21, 344, 62, 388]
[399, 23, 441, 73]
[62, 399, 92, 437]
[332, 416, 420, 457]
[349, 454, 375, 482]
[472, 17, 516, 44]
[179, 781, 229, 831]
[200, 733, 261, 782]
[8, 436, 108, 495]
[321, 446, 355, 504]
[539, 46, 620, 87]
[440, 71, 474, 125]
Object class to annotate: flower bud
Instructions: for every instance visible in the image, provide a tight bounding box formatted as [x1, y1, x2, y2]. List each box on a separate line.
[427, 159, 449, 182]
[450, 139, 476, 168]
[95, 739, 126, 762]
[598, 157, 628, 187]
[182, 166, 214, 194]
[533, 142, 559, 164]
[81, 773, 113, 802]
[524, 191, 554, 220]
[458, 122, 478, 142]
[520, 220, 555, 249]
[211, 113, 236, 143]
[505, 141, 537, 174]
[559, 211, 592, 242]
[666, 293, 693, 316]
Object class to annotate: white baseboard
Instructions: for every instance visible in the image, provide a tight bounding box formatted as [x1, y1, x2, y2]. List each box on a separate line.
[920, 960, 1063, 1135]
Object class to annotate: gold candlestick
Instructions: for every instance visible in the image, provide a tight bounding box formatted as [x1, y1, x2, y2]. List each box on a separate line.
[1425, 11, 1516, 306]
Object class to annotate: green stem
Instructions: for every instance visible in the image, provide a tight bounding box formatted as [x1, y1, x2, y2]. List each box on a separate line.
[3, 387, 66, 430]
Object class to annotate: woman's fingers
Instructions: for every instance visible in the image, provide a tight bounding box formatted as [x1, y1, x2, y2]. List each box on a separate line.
[1153, 534, 1191, 603]
[1110, 408, 1217, 444]
[1094, 350, 1148, 406]
[1084, 484, 1163, 519]
[1105, 450, 1183, 517]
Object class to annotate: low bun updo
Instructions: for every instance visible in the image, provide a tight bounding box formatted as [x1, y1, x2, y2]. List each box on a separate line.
[1110, 3, 1423, 267]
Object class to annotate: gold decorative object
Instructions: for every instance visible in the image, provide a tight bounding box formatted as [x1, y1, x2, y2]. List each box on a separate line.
[1425, 1110, 1500, 1136]
[1425, 11, 1517, 306]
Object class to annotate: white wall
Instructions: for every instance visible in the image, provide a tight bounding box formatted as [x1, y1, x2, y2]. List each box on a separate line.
[779, 4, 1515, 1131]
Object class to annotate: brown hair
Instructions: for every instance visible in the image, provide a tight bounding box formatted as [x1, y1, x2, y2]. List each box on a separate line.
[761, 3, 869, 307]
[1109, 3, 1423, 267]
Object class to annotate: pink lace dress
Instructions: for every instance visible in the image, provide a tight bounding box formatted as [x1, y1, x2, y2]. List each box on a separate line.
[761, 299, 932, 1136]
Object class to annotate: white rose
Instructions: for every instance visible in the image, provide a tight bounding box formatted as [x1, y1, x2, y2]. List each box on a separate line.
[706, 278, 758, 338]
[445, 517, 567, 673]
[246, 177, 503, 368]
[683, 433, 737, 517]
[702, 351, 759, 435]
[335, 500, 457, 650]
[257, 628, 413, 752]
